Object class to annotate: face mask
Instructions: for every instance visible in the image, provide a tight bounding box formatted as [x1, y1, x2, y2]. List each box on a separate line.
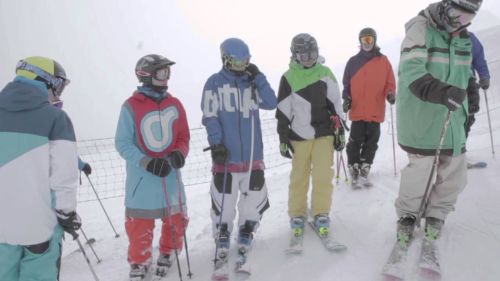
[360, 36, 375, 51]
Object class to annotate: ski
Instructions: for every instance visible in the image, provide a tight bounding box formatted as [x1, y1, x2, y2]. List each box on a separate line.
[285, 233, 304, 255]
[307, 220, 347, 253]
[212, 249, 229, 281]
[418, 239, 441, 280]
[359, 177, 373, 188]
[381, 241, 410, 281]
[467, 161, 487, 169]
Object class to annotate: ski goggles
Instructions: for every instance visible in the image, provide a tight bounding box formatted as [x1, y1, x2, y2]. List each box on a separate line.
[295, 50, 318, 67]
[227, 56, 250, 72]
[445, 4, 476, 29]
[360, 35, 375, 45]
[16, 61, 70, 96]
[154, 67, 170, 81]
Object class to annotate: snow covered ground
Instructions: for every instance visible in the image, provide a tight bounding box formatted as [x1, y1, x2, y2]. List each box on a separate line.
[60, 26, 500, 281]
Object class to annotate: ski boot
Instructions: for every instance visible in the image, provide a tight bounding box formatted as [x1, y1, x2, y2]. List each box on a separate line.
[313, 214, 330, 237]
[397, 215, 416, 248]
[286, 216, 305, 255]
[348, 163, 361, 188]
[359, 163, 372, 187]
[155, 253, 173, 278]
[424, 217, 444, 241]
[212, 229, 230, 281]
[129, 264, 150, 281]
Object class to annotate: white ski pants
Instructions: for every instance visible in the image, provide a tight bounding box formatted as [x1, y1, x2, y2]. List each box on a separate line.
[395, 153, 467, 221]
[210, 170, 269, 238]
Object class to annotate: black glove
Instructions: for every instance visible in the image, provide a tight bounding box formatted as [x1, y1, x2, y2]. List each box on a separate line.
[333, 127, 346, 151]
[343, 99, 351, 113]
[246, 63, 261, 80]
[279, 142, 294, 159]
[442, 87, 466, 111]
[479, 79, 490, 90]
[146, 158, 171, 177]
[211, 144, 229, 165]
[169, 150, 185, 169]
[55, 210, 81, 239]
[82, 163, 92, 176]
[386, 93, 396, 105]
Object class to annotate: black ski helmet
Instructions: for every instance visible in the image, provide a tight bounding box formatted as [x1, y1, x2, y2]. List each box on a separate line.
[16, 56, 69, 96]
[359, 27, 377, 45]
[135, 54, 175, 86]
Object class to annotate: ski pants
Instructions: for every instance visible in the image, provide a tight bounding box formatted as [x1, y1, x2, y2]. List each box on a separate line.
[126, 214, 188, 265]
[210, 169, 269, 241]
[288, 136, 334, 218]
[0, 226, 63, 281]
[346, 121, 381, 165]
[395, 153, 467, 221]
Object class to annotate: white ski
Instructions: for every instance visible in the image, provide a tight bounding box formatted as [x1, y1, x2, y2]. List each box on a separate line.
[307, 221, 347, 253]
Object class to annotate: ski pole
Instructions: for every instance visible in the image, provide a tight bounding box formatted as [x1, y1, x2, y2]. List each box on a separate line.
[161, 177, 184, 281]
[85, 175, 120, 238]
[80, 228, 101, 263]
[483, 89, 495, 156]
[340, 153, 349, 183]
[183, 233, 193, 279]
[335, 152, 341, 184]
[390, 104, 397, 176]
[416, 111, 452, 227]
[174, 171, 193, 279]
[75, 236, 101, 281]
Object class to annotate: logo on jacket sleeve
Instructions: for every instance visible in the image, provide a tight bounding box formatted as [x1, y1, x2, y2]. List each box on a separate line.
[140, 107, 178, 152]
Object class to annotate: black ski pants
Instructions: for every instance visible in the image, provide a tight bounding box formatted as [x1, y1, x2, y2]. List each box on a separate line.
[346, 121, 380, 165]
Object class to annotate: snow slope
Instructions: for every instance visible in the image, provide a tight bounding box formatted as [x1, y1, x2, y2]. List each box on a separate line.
[60, 27, 500, 281]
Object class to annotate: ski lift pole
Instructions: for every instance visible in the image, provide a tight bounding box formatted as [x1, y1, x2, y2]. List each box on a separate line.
[483, 89, 495, 156]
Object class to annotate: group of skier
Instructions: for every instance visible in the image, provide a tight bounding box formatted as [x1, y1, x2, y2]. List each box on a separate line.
[0, 0, 492, 280]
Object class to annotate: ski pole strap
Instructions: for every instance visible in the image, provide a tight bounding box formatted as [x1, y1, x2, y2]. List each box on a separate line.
[330, 115, 341, 129]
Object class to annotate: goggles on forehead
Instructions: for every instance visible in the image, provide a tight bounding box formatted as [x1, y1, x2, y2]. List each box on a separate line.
[227, 56, 250, 72]
[295, 50, 319, 67]
[16, 61, 70, 96]
[360, 36, 375, 45]
[154, 67, 170, 81]
[445, 4, 476, 29]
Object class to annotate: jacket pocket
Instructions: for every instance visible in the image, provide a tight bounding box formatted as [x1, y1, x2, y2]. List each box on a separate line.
[131, 177, 143, 198]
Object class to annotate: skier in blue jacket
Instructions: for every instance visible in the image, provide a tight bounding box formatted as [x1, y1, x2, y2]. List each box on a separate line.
[0, 56, 81, 281]
[201, 38, 277, 273]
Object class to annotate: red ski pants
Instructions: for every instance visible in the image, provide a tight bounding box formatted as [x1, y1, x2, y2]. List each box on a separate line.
[126, 214, 188, 265]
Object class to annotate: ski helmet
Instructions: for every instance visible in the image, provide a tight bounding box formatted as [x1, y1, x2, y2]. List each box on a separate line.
[15, 56, 69, 96]
[135, 54, 175, 87]
[359, 28, 377, 44]
[359, 27, 377, 51]
[441, 0, 481, 32]
[220, 38, 251, 72]
[290, 33, 318, 68]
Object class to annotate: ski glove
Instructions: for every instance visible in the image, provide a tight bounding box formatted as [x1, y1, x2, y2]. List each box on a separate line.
[334, 127, 346, 151]
[479, 78, 490, 90]
[55, 210, 81, 239]
[280, 142, 294, 159]
[442, 86, 466, 111]
[342, 98, 351, 113]
[82, 163, 92, 176]
[169, 150, 185, 169]
[386, 93, 396, 105]
[246, 63, 261, 81]
[146, 158, 171, 177]
[211, 144, 229, 165]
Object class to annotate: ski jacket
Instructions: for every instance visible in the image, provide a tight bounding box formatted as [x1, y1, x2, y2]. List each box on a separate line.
[276, 61, 344, 143]
[396, 4, 470, 156]
[115, 89, 190, 218]
[0, 77, 78, 245]
[470, 32, 490, 80]
[342, 49, 396, 123]
[201, 68, 277, 173]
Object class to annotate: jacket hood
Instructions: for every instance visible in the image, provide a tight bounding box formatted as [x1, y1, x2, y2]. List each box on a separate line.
[0, 77, 50, 112]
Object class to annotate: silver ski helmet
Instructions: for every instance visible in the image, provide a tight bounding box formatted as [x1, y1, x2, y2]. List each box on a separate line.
[135, 54, 175, 87]
[220, 38, 251, 72]
[290, 33, 318, 68]
[441, 0, 482, 32]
